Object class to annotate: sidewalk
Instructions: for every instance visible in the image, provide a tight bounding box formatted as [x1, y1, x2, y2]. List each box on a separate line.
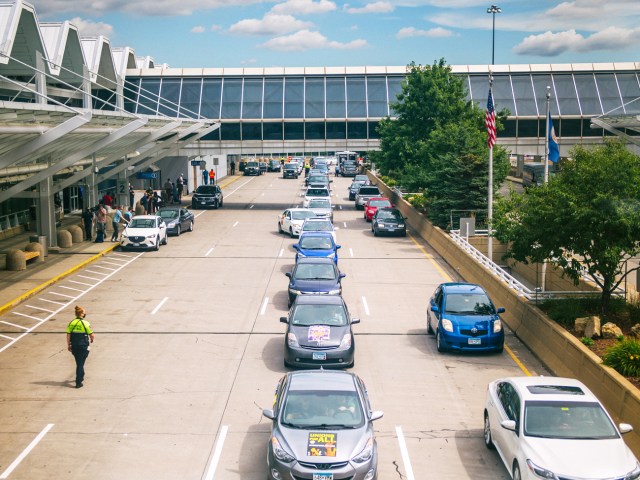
[0, 174, 242, 316]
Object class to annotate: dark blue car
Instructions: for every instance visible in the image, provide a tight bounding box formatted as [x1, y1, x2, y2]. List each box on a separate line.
[285, 257, 345, 307]
[293, 232, 341, 264]
[427, 283, 505, 353]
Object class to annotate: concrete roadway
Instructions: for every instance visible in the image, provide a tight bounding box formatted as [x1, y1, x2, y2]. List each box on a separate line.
[0, 171, 548, 479]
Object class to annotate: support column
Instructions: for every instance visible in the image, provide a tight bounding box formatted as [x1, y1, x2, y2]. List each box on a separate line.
[116, 165, 129, 208]
[37, 160, 57, 248]
[82, 66, 92, 109]
[86, 154, 98, 208]
[35, 51, 46, 105]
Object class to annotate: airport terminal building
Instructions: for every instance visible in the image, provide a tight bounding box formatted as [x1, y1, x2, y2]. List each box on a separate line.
[1, 0, 640, 244]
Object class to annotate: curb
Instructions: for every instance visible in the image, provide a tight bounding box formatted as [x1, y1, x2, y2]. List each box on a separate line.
[0, 243, 118, 317]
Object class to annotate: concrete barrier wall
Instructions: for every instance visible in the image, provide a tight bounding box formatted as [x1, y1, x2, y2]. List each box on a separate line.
[370, 173, 640, 456]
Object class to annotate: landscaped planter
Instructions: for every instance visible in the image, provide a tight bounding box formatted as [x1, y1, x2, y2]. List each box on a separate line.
[369, 171, 640, 457]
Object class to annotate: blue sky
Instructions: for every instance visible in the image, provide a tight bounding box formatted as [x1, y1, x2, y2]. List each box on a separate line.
[30, 0, 640, 68]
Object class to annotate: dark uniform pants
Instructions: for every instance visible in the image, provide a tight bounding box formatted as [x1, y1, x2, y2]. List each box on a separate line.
[71, 346, 89, 385]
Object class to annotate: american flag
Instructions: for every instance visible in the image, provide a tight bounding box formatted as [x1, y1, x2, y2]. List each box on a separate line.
[486, 88, 496, 149]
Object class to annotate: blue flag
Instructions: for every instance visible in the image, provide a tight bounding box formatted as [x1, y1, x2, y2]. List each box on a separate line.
[548, 112, 560, 162]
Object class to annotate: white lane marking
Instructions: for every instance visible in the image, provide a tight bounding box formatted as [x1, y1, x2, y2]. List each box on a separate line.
[195, 210, 207, 219]
[92, 265, 116, 271]
[101, 261, 123, 267]
[77, 275, 101, 282]
[13, 312, 43, 321]
[205, 247, 215, 257]
[349, 248, 354, 257]
[362, 296, 370, 316]
[0, 423, 54, 480]
[151, 297, 169, 315]
[395, 426, 415, 480]
[68, 280, 94, 287]
[0, 252, 143, 355]
[233, 221, 239, 227]
[85, 270, 108, 276]
[58, 286, 85, 293]
[224, 178, 254, 198]
[343, 222, 347, 228]
[249, 205, 254, 209]
[1, 320, 29, 330]
[260, 297, 269, 315]
[109, 253, 133, 260]
[279, 248, 284, 257]
[24, 305, 54, 314]
[203, 425, 228, 480]
[0, 333, 13, 340]
[40, 298, 66, 306]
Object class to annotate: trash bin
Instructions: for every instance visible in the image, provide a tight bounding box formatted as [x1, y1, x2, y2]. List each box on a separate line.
[29, 235, 48, 257]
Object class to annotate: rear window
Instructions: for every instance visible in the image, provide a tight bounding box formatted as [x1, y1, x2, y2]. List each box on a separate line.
[359, 187, 380, 195]
[247, 162, 259, 167]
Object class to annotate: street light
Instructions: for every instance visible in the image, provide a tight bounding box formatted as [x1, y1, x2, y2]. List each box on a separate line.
[487, 4, 502, 65]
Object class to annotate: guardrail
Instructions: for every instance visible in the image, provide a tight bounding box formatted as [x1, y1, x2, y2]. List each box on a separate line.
[0, 210, 31, 231]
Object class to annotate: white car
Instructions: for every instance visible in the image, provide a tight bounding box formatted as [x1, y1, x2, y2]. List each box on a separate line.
[277, 208, 316, 238]
[291, 157, 305, 174]
[484, 376, 639, 480]
[120, 215, 168, 251]
[300, 217, 337, 243]
[307, 198, 333, 222]
[302, 186, 330, 207]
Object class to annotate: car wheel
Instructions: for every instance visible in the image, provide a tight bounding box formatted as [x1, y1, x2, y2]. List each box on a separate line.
[289, 227, 294, 239]
[495, 343, 504, 354]
[278, 222, 283, 234]
[220, 198, 223, 207]
[189, 221, 194, 232]
[154, 237, 160, 251]
[163, 234, 168, 245]
[373, 228, 378, 237]
[176, 225, 181, 236]
[483, 412, 495, 450]
[284, 359, 292, 369]
[513, 463, 521, 480]
[436, 330, 446, 353]
[427, 318, 434, 335]
[347, 358, 355, 368]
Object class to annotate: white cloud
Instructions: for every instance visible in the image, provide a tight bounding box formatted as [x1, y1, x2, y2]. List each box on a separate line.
[229, 13, 313, 36]
[260, 29, 368, 51]
[345, 2, 394, 14]
[396, 26, 453, 38]
[513, 26, 640, 56]
[270, 0, 337, 15]
[211, 24, 222, 31]
[68, 17, 114, 38]
[191, 26, 205, 33]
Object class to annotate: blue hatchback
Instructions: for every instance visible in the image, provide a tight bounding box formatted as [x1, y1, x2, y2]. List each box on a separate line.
[293, 232, 341, 264]
[427, 283, 505, 353]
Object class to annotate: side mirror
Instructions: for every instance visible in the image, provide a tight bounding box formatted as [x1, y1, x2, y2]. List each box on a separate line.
[619, 423, 634, 434]
[339, 273, 346, 279]
[430, 305, 439, 313]
[280, 316, 288, 324]
[262, 409, 276, 420]
[293, 244, 299, 250]
[497, 307, 505, 314]
[370, 411, 384, 421]
[500, 420, 517, 432]
[351, 318, 360, 325]
[285, 272, 292, 278]
[336, 245, 342, 249]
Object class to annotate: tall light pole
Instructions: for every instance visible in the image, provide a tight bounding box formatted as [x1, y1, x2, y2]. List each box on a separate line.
[487, 4, 502, 65]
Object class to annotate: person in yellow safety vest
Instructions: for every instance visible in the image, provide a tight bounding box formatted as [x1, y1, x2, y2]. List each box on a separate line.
[304, 162, 310, 177]
[66, 305, 95, 388]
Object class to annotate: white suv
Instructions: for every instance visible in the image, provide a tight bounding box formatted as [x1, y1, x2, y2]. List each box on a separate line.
[303, 186, 330, 207]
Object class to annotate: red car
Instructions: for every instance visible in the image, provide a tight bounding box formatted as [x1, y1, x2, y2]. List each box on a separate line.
[364, 197, 392, 222]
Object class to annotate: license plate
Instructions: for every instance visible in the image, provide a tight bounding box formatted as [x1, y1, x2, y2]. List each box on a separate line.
[133, 243, 140, 247]
[312, 352, 327, 360]
[468, 338, 481, 345]
[387, 227, 395, 231]
[313, 474, 333, 480]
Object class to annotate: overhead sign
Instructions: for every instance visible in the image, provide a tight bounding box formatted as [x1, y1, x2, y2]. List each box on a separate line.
[137, 172, 158, 179]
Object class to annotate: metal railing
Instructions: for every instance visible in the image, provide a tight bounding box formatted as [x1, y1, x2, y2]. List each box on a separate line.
[0, 209, 31, 230]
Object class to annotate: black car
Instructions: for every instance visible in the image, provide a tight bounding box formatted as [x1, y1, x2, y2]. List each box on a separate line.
[348, 179, 369, 200]
[156, 207, 194, 236]
[285, 257, 345, 307]
[371, 207, 406, 236]
[267, 159, 281, 172]
[191, 185, 223, 209]
[244, 161, 260, 176]
[340, 160, 358, 177]
[259, 161, 268, 174]
[282, 163, 299, 179]
[281, 295, 359, 369]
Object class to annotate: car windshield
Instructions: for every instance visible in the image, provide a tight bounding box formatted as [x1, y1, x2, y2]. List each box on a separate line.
[303, 221, 332, 232]
[291, 211, 316, 221]
[291, 304, 347, 326]
[377, 210, 400, 220]
[294, 264, 337, 280]
[196, 186, 218, 194]
[524, 401, 618, 440]
[369, 200, 390, 207]
[444, 292, 495, 315]
[129, 218, 156, 229]
[354, 175, 368, 182]
[157, 210, 179, 219]
[284, 164, 296, 170]
[281, 391, 364, 429]
[309, 199, 331, 209]
[308, 176, 327, 183]
[299, 236, 334, 250]
[306, 189, 329, 197]
[247, 162, 259, 167]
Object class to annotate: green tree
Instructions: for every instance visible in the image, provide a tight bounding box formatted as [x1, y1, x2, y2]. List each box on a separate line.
[493, 140, 640, 315]
[371, 59, 509, 228]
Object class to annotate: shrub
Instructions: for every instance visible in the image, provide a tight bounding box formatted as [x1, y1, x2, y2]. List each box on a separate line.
[603, 339, 640, 377]
[406, 193, 428, 212]
[581, 337, 594, 346]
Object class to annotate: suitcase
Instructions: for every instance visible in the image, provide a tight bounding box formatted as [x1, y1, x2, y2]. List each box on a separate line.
[95, 229, 104, 243]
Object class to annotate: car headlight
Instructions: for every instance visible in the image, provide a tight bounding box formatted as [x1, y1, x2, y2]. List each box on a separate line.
[287, 333, 299, 348]
[526, 459, 558, 479]
[146, 234, 156, 239]
[339, 333, 352, 349]
[271, 437, 295, 463]
[327, 253, 336, 259]
[493, 319, 503, 333]
[328, 289, 341, 295]
[377, 223, 385, 227]
[625, 463, 640, 480]
[168, 220, 177, 227]
[289, 288, 302, 295]
[352, 437, 373, 463]
[442, 318, 454, 332]
[398, 224, 405, 228]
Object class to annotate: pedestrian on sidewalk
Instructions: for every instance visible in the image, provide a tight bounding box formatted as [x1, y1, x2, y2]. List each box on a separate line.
[177, 174, 184, 201]
[164, 179, 173, 205]
[123, 206, 133, 225]
[111, 205, 123, 242]
[95, 203, 107, 243]
[66, 305, 94, 389]
[81, 207, 95, 241]
[209, 168, 215, 185]
[230, 159, 236, 175]
[202, 168, 208, 185]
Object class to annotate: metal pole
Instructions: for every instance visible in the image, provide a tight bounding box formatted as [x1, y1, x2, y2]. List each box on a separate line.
[491, 12, 496, 65]
[488, 144, 493, 262]
[544, 86, 550, 184]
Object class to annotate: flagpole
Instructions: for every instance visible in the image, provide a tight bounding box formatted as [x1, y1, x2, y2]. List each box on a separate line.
[541, 85, 551, 292]
[488, 76, 494, 263]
